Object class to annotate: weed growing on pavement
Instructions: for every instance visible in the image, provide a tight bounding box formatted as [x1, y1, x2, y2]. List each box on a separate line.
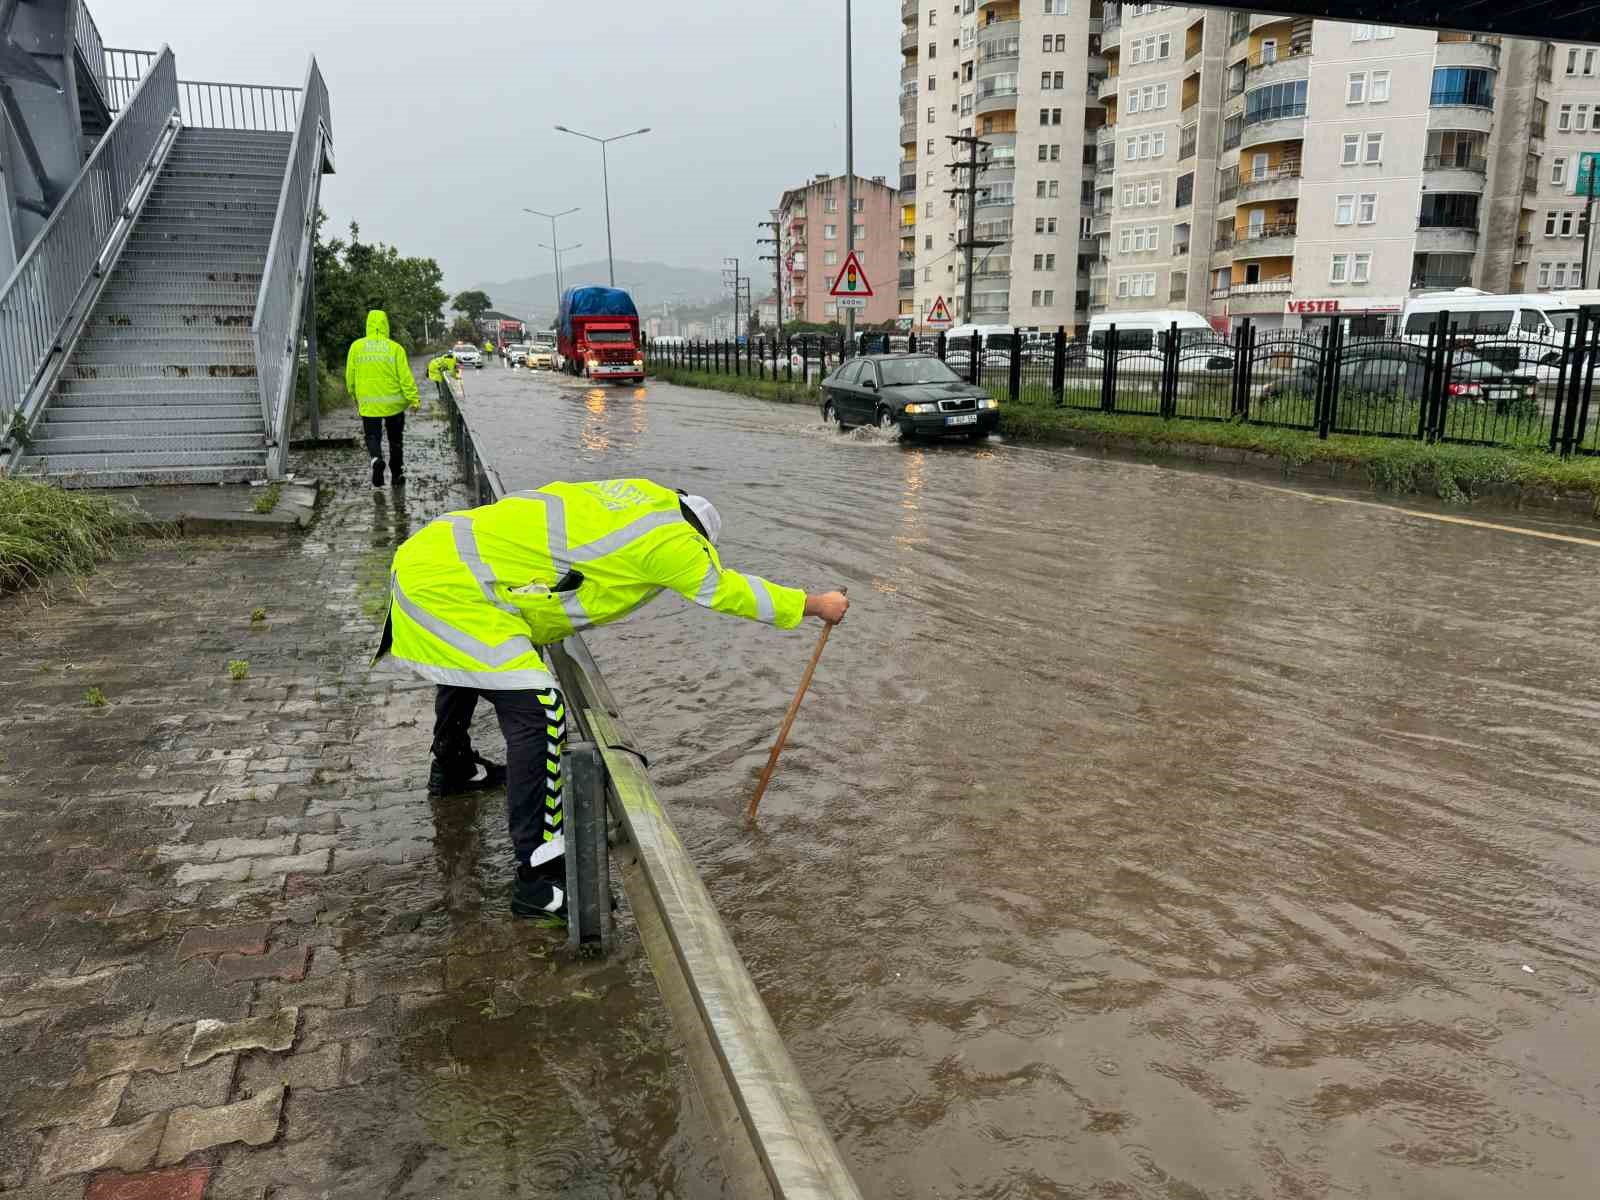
[0, 479, 138, 595]
[250, 608, 267, 623]
[251, 483, 282, 515]
[83, 686, 106, 707]
[228, 659, 250, 681]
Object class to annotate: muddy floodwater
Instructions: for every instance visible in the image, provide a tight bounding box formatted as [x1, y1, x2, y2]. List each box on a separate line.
[460, 370, 1600, 1197]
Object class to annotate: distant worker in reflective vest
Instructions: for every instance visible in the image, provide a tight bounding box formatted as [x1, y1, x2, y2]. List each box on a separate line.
[426, 352, 460, 403]
[345, 309, 419, 488]
[484, 339, 496, 365]
[374, 479, 850, 918]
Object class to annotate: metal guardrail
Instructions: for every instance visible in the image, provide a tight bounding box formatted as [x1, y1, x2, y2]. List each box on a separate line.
[103, 49, 301, 131]
[433, 378, 864, 1200]
[254, 57, 331, 478]
[0, 46, 177, 448]
[71, 0, 109, 108]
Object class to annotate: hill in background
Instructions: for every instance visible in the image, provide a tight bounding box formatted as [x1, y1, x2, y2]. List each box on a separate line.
[470, 260, 731, 326]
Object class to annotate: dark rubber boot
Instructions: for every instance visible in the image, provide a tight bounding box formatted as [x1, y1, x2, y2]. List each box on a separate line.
[371, 458, 385, 488]
[512, 866, 566, 920]
[427, 753, 506, 798]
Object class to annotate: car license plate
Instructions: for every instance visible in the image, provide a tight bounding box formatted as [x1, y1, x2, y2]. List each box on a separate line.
[1488, 388, 1516, 399]
[946, 413, 978, 426]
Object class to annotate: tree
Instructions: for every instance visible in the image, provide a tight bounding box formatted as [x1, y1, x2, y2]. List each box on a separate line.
[452, 290, 493, 323]
[448, 316, 478, 343]
[312, 215, 448, 359]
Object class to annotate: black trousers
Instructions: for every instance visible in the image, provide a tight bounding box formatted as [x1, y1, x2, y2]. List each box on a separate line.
[362, 413, 405, 476]
[433, 684, 566, 871]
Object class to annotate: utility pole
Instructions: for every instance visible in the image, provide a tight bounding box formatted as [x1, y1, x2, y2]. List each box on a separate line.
[844, 0, 856, 354]
[758, 215, 783, 341]
[946, 134, 997, 324]
[724, 257, 741, 342]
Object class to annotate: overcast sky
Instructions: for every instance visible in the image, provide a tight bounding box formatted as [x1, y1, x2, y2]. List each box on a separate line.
[101, 1, 900, 292]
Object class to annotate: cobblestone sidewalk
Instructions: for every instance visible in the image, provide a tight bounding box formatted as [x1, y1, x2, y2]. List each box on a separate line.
[0, 403, 692, 1198]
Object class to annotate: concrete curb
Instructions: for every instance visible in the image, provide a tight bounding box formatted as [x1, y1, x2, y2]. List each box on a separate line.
[127, 479, 323, 537]
[1049, 429, 1600, 522]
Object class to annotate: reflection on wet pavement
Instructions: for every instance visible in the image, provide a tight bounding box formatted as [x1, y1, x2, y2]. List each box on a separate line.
[460, 369, 1600, 1197]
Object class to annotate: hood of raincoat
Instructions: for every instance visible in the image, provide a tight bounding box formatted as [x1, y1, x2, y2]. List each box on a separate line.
[366, 310, 390, 339]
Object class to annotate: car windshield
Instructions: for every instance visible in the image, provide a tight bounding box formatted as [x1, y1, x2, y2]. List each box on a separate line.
[587, 330, 633, 343]
[878, 357, 963, 387]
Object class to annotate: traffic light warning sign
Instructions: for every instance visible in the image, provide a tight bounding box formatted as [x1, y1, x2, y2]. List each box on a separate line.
[828, 251, 875, 300]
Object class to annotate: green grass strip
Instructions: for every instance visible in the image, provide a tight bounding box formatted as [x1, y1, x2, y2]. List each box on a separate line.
[0, 478, 139, 594]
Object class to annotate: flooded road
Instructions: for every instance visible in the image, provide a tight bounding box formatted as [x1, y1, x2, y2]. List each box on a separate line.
[464, 368, 1600, 1198]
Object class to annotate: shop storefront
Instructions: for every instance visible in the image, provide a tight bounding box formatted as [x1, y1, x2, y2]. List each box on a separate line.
[1284, 298, 1402, 337]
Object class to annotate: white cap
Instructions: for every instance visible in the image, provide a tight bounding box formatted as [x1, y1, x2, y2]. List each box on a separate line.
[682, 495, 722, 545]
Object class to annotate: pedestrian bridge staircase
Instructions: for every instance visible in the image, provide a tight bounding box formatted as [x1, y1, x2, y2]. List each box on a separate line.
[0, 24, 333, 486]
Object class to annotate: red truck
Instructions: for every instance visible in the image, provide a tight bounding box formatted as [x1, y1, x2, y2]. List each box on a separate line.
[557, 286, 643, 383]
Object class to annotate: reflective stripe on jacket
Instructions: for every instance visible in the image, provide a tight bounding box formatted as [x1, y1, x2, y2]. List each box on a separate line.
[384, 479, 806, 690]
[346, 310, 420, 417]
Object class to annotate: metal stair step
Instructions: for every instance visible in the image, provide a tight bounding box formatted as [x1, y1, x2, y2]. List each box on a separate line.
[75, 332, 258, 351]
[48, 400, 261, 420]
[64, 363, 258, 381]
[165, 148, 289, 162]
[14, 454, 269, 488]
[86, 312, 256, 333]
[147, 186, 284, 203]
[55, 377, 260, 398]
[177, 131, 292, 145]
[113, 255, 269, 271]
[27, 433, 267, 455]
[41, 415, 264, 437]
[160, 165, 287, 181]
[127, 236, 272, 254]
[98, 287, 262, 306]
[134, 218, 278, 235]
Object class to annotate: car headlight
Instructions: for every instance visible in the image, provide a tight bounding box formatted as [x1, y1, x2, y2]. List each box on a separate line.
[632, 358, 643, 367]
[978, 397, 999, 409]
[903, 402, 937, 414]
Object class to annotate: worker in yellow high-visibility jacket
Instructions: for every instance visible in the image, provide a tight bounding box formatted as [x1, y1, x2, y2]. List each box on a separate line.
[375, 478, 849, 917]
[345, 309, 419, 488]
[426, 353, 459, 404]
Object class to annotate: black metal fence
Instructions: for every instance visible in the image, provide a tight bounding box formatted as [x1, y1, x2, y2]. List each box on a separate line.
[643, 309, 1600, 455]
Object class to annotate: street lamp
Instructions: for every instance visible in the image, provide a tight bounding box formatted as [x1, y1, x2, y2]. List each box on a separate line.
[554, 124, 651, 287]
[524, 206, 579, 315]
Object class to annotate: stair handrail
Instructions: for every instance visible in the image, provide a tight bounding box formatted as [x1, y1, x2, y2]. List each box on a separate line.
[70, 0, 110, 112]
[0, 45, 178, 451]
[251, 55, 331, 478]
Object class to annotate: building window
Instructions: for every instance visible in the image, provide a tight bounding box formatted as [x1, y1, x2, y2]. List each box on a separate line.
[1050, 144, 1060, 161]
[1358, 193, 1376, 223]
[1175, 173, 1193, 207]
[824, 224, 837, 238]
[1033, 253, 1044, 269]
[1040, 108, 1051, 125]
[927, 106, 936, 122]
[1045, 253, 1056, 269]
[1048, 180, 1060, 197]
[824, 250, 839, 266]
[1042, 71, 1054, 90]
[824, 301, 838, 317]
[1364, 132, 1383, 164]
[1042, 35, 1053, 52]
[1539, 261, 1551, 287]
[1032, 289, 1043, 304]
[1352, 252, 1372, 282]
[1580, 104, 1593, 132]
[824, 198, 837, 213]
[1546, 210, 1559, 236]
[1052, 108, 1062, 125]
[1371, 70, 1390, 102]
[1037, 180, 1048, 197]
[1561, 210, 1575, 236]
[1347, 72, 1366, 104]
[1335, 193, 1354, 225]
[1043, 289, 1055, 304]
[927, 138, 935, 154]
[1559, 104, 1573, 132]
[1553, 157, 1568, 186]
[1331, 253, 1349, 282]
[925, 234, 933, 249]
[1049, 217, 1059, 233]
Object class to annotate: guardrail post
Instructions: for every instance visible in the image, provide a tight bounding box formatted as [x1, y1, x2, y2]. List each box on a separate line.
[563, 742, 612, 955]
[1101, 325, 1117, 412]
[1574, 314, 1598, 453]
[1160, 321, 1178, 418]
[1240, 322, 1256, 421]
[1008, 326, 1022, 401]
[1229, 321, 1246, 417]
[969, 333, 982, 386]
[1548, 322, 1573, 452]
[1051, 324, 1066, 405]
[1560, 306, 1593, 455]
[936, 331, 947, 362]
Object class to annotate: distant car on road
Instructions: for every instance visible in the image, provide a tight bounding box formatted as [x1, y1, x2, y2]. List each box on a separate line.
[1258, 344, 1536, 412]
[526, 340, 556, 370]
[507, 343, 530, 367]
[820, 354, 999, 440]
[451, 343, 483, 368]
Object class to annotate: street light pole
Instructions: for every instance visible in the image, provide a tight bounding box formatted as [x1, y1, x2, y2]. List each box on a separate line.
[555, 125, 651, 288]
[524, 206, 579, 319]
[540, 242, 583, 322]
[844, 0, 856, 355]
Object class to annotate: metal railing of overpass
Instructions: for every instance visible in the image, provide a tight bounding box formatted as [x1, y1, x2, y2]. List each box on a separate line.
[1183, 0, 1600, 46]
[433, 377, 866, 1200]
[0, 47, 178, 451]
[104, 48, 303, 131]
[256, 58, 333, 477]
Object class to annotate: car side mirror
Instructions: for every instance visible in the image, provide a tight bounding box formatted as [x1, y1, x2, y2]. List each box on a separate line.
[864, 378, 877, 390]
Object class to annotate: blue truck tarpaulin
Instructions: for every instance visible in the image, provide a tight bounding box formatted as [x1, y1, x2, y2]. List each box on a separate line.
[559, 287, 638, 338]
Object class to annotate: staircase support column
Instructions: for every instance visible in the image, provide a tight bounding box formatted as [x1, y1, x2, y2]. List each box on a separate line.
[302, 244, 319, 439]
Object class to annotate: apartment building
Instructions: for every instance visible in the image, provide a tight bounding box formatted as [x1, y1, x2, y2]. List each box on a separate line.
[900, 3, 1600, 338]
[777, 173, 900, 326]
[899, 0, 1102, 333]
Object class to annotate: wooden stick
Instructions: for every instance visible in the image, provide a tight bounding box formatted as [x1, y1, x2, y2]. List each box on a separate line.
[747, 597, 844, 820]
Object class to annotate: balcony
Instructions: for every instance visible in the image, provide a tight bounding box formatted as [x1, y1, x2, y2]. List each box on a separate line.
[1422, 154, 1488, 193]
[1102, 23, 1120, 52]
[900, 120, 917, 146]
[900, 91, 918, 118]
[1170, 282, 1189, 302]
[1089, 256, 1109, 279]
[1185, 49, 1203, 75]
[899, 269, 916, 288]
[975, 86, 1019, 117]
[1090, 210, 1110, 236]
[976, 194, 1015, 210]
[1435, 35, 1501, 71]
[902, 63, 918, 85]
[1210, 284, 1231, 300]
[977, 20, 1021, 70]
[901, 26, 919, 53]
[898, 249, 916, 264]
[1412, 271, 1473, 289]
[1237, 164, 1301, 203]
[1227, 278, 1293, 314]
[1241, 107, 1306, 150]
[1415, 224, 1479, 253]
[1098, 73, 1119, 102]
[1233, 220, 1297, 259]
[1243, 43, 1310, 87]
[1095, 162, 1115, 190]
[1179, 128, 1197, 160]
[1513, 233, 1532, 262]
[902, 0, 918, 20]
[900, 178, 917, 200]
[899, 219, 916, 233]
[1096, 123, 1116, 145]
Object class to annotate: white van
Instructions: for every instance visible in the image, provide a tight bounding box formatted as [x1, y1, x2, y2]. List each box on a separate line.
[943, 323, 1020, 366]
[1087, 309, 1219, 352]
[1400, 289, 1575, 343]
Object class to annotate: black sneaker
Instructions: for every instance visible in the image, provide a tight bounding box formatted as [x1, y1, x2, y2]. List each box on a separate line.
[427, 753, 506, 798]
[390, 472, 405, 487]
[370, 457, 385, 488]
[512, 866, 567, 920]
